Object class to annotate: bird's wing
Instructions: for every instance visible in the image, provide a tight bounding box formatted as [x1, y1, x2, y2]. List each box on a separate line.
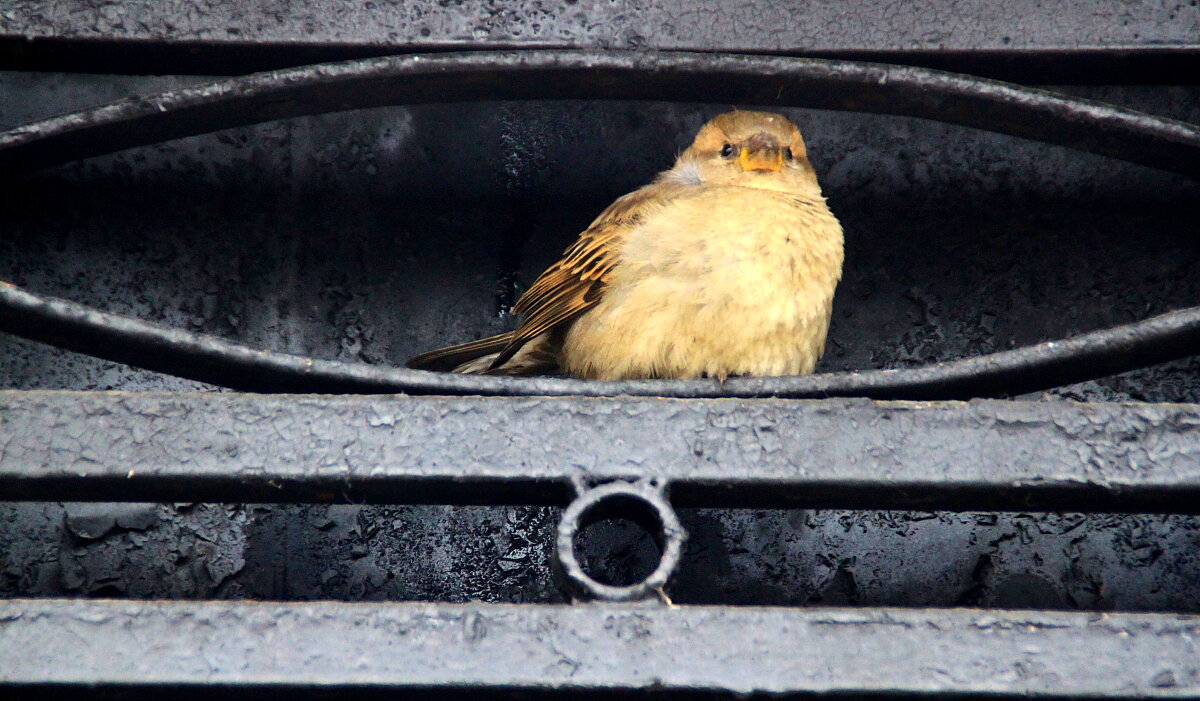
[407, 331, 515, 371]
[489, 180, 688, 370]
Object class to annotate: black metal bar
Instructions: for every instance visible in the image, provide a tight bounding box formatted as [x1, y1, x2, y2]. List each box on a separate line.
[3, 283, 1200, 401]
[1, 599, 1197, 697]
[2, 1, 1197, 81]
[3, 391, 1199, 512]
[2, 51, 1198, 178]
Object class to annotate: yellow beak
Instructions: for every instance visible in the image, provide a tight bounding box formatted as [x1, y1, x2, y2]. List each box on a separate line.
[738, 148, 784, 172]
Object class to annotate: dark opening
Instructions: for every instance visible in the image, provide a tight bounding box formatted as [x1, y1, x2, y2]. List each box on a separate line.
[571, 493, 665, 588]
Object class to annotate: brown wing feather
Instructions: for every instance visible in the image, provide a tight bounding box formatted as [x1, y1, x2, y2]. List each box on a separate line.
[407, 331, 514, 371]
[489, 180, 688, 370]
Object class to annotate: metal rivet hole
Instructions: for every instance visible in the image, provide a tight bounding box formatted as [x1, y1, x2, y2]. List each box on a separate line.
[575, 500, 660, 587]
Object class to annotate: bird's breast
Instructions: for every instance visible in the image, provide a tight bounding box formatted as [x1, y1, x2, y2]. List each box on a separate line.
[562, 186, 844, 380]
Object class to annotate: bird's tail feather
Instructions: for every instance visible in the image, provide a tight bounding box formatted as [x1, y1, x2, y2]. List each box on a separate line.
[406, 332, 514, 372]
[408, 331, 560, 376]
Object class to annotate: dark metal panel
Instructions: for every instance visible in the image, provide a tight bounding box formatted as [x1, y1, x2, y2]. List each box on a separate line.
[2, 392, 1199, 512]
[1, 0, 1197, 80]
[1, 599, 1197, 696]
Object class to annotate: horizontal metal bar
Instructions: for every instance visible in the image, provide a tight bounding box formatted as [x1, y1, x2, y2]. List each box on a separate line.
[7, 0, 1195, 52]
[1, 599, 1197, 697]
[1, 1, 1196, 80]
[3, 392, 1199, 512]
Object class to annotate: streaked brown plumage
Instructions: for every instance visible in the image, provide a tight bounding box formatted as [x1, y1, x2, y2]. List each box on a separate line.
[408, 110, 844, 380]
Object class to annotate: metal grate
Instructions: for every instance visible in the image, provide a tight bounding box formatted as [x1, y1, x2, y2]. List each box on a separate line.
[2, 3, 1199, 698]
[3, 392, 1200, 694]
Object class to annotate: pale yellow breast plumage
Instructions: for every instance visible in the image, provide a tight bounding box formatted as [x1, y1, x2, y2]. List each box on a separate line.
[562, 185, 843, 380]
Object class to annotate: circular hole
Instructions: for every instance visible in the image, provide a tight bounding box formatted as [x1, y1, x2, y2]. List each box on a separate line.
[574, 516, 661, 587]
[571, 493, 666, 588]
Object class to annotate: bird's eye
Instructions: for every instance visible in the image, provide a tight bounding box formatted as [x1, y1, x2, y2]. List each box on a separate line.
[783, 147, 794, 161]
[720, 143, 734, 158]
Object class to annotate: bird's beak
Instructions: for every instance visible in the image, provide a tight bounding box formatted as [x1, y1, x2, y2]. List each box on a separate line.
[737, 147, 785, 172]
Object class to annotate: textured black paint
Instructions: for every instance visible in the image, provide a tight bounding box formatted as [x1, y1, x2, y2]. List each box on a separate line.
[3, 52, 1199, 177]
[2, 44, 1199, 631]
[2, 599, 1199, 696]
[2, 53, 1199, 401]
[1, 0, 1197, 81]
[3, 83, 1200, 611]
[3, 392, 1200, 514]
[6, 282, 1200, 399]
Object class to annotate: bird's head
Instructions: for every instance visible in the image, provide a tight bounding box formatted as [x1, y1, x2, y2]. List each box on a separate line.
[668, 111, 821, 195]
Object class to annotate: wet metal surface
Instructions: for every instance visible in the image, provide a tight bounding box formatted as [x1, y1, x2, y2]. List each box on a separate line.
[1, 53, 1198, 400]
[3, 76, 1197, 402]
[7, 500, 1200, 611]
[3, 392, 1200, 514]
[2, 598, 1198, 696]
[7, 0, 1195, 51]
[6, 281, 1200, 399]
[4, 52, 1199, 177]
[2, 66, 1198, 617]
[2, 0, 1197, 80]
[3, 7, 1200, 694]
[7, 279, 1200, 396]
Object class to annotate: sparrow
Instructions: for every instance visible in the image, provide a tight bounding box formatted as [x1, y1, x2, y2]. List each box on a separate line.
[408, 110, 844, 381]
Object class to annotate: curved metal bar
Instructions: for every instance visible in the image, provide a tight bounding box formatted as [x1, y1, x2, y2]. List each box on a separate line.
[3, 51, 1198, 397]
[3, 282, 1198, 399]
[2, 50, 1199, 177]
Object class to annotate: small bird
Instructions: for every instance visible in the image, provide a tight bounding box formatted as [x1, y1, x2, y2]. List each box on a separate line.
[408, 110, 844, 381]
